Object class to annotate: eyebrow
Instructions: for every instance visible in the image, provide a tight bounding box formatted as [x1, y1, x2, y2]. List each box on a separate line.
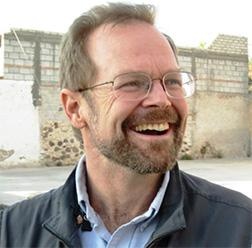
[114, 68, 183, 78]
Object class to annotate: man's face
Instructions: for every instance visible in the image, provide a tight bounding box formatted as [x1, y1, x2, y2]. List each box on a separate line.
[82, 21, 188, 174]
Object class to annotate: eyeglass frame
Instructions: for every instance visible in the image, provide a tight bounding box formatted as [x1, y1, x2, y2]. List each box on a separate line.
[77, 70, 196, 100]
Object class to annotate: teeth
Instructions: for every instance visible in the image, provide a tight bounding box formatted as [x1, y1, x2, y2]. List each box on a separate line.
[135, 123, 169, 132]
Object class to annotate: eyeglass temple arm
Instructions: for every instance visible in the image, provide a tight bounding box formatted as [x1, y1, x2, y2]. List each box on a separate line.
[77, 81, 114, 92]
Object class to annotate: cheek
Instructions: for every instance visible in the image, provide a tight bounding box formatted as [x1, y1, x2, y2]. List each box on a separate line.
[96, 92, 117, 117]
[91, 95, 125, 133]
[107, 100, 140, 135]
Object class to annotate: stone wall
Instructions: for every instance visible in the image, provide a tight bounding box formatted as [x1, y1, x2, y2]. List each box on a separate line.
[39, 85, 83, 166]
[1, 30, 251, 166]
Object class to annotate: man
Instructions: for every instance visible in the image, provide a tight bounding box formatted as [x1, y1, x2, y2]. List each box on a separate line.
[0, 3, 251, 247]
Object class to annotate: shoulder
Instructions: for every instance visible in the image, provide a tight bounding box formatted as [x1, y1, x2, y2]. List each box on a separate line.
[180, 170, 252, 213]
[1, 167, 76, 224]
[0, 169, 78, 247]
[0, 187, 62, 246]
[1, 186, 63, 225]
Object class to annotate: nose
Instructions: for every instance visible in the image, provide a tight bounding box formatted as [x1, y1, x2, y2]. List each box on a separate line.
[141, 80, 172, 108]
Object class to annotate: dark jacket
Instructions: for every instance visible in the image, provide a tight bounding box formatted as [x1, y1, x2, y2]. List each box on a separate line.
[0, 164, 251, 248]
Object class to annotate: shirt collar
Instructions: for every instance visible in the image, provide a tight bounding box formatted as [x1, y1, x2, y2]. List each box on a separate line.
[75, 155, 170, 230]
[75, 155, 100, 227]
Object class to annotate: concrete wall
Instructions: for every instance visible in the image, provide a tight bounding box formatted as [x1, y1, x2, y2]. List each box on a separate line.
[4, 29, 61, 106]
[1, 30, 251, 166]
[192, 92, 249, 158]
[0, 34, 4, 78]
[249, 93, 252, 156]
[177, 35, 250, 158]
[0, 80, 40, 166]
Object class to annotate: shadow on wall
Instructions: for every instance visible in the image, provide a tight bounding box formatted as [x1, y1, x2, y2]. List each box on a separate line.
[0, 149, 15, 162]
[199, 142, 223, 159]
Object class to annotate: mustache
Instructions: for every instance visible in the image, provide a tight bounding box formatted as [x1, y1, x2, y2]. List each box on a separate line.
[124, 107, 180, 127]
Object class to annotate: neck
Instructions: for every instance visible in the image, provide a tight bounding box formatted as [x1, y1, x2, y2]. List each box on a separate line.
[84, 153, 163, 233]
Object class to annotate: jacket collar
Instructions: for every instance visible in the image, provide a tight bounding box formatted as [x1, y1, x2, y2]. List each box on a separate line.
[146, 163, 186, 246]
[42, 167, 87, 248]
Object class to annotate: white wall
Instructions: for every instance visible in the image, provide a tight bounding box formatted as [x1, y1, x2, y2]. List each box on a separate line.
[0, 34, 3, 78]
[0, 80, 40, 166]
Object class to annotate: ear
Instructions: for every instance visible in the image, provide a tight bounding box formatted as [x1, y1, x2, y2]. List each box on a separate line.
[60, 89, 87, 129]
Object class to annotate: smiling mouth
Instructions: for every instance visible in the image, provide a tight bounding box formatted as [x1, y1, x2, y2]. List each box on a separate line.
[132, 122, 169, 135]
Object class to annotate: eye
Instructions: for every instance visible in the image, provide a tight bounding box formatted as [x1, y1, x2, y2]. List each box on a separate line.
[122, 80, 145, 91]
[115, 77, 148, 92]
[165, 78, 182, 87]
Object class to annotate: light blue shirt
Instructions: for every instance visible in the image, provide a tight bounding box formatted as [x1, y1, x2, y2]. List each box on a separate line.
[75, 155, 170, 248]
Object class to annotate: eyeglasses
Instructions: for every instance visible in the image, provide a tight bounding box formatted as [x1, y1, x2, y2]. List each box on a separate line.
[77, 71, 196, 101]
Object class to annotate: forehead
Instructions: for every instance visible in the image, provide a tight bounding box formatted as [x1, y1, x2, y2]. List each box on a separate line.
[86, 21, 178, 77]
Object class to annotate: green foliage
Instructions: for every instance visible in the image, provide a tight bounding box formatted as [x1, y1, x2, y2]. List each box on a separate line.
[180, 153, 193, 160]
[199, 41, 207, 49]
[0, 204, 8, 210]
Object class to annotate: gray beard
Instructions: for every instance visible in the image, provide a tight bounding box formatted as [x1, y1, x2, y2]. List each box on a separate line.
[89, 107, 185, 175]
[95, 128, 183, 174]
